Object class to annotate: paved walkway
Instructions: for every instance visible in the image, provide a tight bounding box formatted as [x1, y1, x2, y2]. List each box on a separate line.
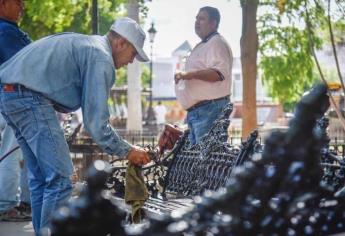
[1, 219, 345, 236]
[0, 221, 34, 236]
[0, 184, 83, 236]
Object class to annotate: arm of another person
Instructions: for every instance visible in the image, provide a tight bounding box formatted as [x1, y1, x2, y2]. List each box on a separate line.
[175, 39, 233, 84]
[81, 60, 150, 165]
[0, 28, 30, 63]
[175, 68, 220, 83]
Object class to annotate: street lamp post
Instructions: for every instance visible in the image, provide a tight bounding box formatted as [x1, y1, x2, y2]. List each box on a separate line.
[146, 22, 157, 125]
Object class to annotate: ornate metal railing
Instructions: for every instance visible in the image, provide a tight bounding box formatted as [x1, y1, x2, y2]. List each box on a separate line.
[317, 117, 345, 193]
[51, 84, 345, 236]
[107, 103, 261, 199]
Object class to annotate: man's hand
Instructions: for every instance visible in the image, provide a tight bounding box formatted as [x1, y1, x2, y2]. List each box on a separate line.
[174, 71, 186, 84]
[126, 146, 151, 166]
[174, 71, 194, 84]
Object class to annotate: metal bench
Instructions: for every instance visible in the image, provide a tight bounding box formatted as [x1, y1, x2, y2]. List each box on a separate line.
[317, 117, 345, 194]
[107, 103, 261, 217]
[51, 84, 345, 236]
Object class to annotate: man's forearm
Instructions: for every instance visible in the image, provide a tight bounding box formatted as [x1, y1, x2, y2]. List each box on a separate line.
[186, 69, 222, 82]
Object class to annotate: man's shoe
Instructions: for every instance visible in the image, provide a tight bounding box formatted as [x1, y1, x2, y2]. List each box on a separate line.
[0, 207, 31, 222]
[15, 201, 31, 215]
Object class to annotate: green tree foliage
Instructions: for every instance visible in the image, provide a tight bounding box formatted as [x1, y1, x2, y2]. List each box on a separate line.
[115, 65, 150, 87]
[319, 18, 345, 46]
[20, 0, 129, 39]
[331, 19, 345, 45]
[258, 0, 345, 110]
[20, 0, 79, 39]
[115, 68, 128, 87]
[258, 1, 323, 107]
[140, 65, 151, 88]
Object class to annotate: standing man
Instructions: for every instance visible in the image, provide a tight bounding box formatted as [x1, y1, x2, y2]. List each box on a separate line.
[0, 17, 151, 234]
[154, 100, 167, 132]
[0, 0, 32, 221]
[174, 6, 233, 145]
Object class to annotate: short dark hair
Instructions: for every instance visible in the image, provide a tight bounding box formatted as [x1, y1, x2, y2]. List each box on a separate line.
[199, 6, 220, 29]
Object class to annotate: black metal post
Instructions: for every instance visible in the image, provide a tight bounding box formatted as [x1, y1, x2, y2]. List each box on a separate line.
[146, 23, 157, 125]
[146, 42, 155, 123]
[150, 42, 153, 108]
[92, 0, 98, 34]
[147, 42, 156, 125]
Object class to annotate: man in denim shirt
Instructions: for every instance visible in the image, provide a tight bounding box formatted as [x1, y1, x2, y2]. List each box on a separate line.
[0, 17, 151, 234]
[0, 0, 32, 222]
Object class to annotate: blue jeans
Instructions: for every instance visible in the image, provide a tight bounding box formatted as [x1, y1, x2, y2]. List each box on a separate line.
[0, 87, 73, 235]
[187, 97, 229, 145]
[0, 120, 30, 211]
[20, 159, 31, 204]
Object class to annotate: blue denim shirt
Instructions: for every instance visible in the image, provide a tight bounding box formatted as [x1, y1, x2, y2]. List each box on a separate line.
[0, 33, 132, 158]
[0, 18, 31, 65]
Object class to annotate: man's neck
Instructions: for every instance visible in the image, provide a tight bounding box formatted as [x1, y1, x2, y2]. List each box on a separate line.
[201, 31, 218, 43]
[0, 17, 18, 26]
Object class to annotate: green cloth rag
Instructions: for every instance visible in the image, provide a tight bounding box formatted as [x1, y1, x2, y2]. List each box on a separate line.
[125, 163, 149, 223]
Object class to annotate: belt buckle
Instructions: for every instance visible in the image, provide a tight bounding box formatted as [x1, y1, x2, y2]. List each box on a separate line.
[3, 84, 14, 92]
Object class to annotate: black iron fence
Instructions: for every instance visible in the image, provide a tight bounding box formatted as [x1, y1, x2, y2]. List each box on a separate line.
[68, 129, 345, 182]
[329, 138, 345, 157]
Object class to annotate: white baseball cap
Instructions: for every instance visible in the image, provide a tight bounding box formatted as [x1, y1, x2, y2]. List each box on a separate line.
[110, 17, 149, 62]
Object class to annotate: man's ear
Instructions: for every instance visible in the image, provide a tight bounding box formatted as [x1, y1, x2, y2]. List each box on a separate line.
[211, 20, 217, 30]
[116, 38, 130, 52]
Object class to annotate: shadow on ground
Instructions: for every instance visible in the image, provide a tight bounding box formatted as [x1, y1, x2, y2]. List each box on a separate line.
[0, 221, 34, 236]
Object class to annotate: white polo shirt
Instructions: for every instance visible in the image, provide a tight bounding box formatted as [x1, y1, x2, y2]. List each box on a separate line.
[175, 33, 233, 110]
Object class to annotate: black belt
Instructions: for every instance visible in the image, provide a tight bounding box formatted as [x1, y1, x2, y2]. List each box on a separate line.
[1, 84, 28, 92]
[187, 96, 229, 112]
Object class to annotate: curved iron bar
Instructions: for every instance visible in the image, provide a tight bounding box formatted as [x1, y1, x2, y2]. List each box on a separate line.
[107, 103, 237, 197]
[316, 116, 345, 192]
[107, 102, 263, 201]
[107, 130, 188, 197]
[0, 146, 20, 163]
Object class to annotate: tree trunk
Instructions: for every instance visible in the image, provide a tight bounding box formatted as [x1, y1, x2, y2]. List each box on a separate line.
[240, 0, 258, 138]
[126, 0, 143, 132]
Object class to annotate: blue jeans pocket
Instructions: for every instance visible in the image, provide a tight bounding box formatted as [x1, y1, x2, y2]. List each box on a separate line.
[0, 90, 73, 178]
[187, 99, 229, 144]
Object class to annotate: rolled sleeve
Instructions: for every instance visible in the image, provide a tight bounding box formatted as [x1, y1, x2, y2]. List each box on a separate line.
[206, 38, 233, 81]
[81, 60, 132, 158]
